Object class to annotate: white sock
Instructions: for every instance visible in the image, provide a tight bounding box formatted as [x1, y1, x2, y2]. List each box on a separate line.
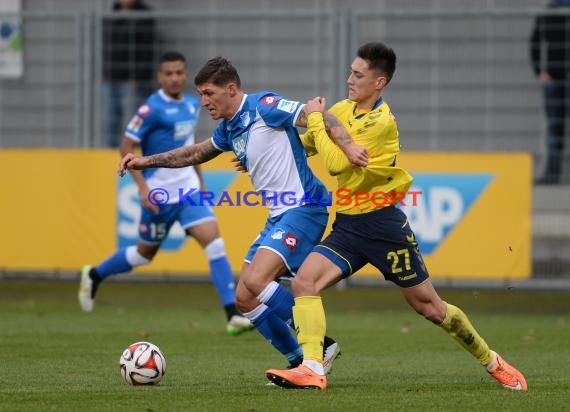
[257, 281, 279, 303]
[242, 303, 268, 322]
[125, 245, 150, 266]
[204, 238, 226, 260]
[303, 359, 324, 375]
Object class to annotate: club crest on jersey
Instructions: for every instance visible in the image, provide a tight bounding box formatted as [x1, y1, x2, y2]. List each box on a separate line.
[261, 95, 279, 107]
[240, 111, 251, 128]
[187, 103, 197, 115]
[277, 99, 299, 114]
[283, 232, 300, 251]
[137, 104, 151, 117]
[271, 229, 285, 240]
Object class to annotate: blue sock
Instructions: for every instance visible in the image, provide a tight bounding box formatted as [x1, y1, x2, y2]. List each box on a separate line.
[253, 307, 303, 366]
[95, 248, 132, 279]
[209, 257, 236, 307]
[265, 284, 296, 329]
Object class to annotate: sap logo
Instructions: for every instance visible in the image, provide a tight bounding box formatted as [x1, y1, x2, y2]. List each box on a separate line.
[399, 174, 493, 255]
[174, 120, 195, 140]
[232, 132, 248, 157]
[117, 171, 237, 250]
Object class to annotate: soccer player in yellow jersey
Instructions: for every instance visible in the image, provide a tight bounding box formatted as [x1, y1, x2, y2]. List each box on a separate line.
[266, 42, 527, 391]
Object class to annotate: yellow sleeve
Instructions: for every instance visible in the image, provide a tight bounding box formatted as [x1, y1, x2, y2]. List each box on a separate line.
[307, 112, 352, 176]
[300, 130, 318, 157]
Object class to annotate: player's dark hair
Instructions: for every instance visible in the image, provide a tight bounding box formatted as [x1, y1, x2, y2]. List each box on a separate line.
[357, 42, 396, 84]
[159, 51, 186, 66]
[194, 56, 241, 88]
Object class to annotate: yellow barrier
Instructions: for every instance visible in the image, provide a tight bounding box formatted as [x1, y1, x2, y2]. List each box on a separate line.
[0, 150, 530, 280]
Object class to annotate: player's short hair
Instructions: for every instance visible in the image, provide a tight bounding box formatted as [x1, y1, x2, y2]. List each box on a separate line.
[159, 51, 186, 66]
[357, 42, 396, 84]
[194, 57, 241, 88]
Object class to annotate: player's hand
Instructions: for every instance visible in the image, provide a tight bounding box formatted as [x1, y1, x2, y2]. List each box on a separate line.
[305, 96, 326, 114]
[343, 142, 369, 168]
[139, 186, 160, 214]
[231, 156, 247, 173]
[118, 153, 145, 176]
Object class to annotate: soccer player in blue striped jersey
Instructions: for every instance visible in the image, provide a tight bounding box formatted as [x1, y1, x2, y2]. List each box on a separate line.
[266, 42, 527, 391]
[118, 57, 366, 372]
[79, 52, 253, 336]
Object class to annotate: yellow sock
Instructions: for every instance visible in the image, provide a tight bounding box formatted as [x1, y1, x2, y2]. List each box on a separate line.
[293, 296, 326, 363]
[439, 303, 494, 366]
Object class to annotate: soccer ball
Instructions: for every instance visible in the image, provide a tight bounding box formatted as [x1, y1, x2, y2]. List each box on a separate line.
[119, 341, 166, 385]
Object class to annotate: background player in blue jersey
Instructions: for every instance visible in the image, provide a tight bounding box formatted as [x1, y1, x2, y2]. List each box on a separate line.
[79, 52, 253, 336]
[118, 56, 367, 373]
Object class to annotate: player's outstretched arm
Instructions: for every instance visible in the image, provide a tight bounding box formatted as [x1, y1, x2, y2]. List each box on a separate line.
[118, 139, 222, 176]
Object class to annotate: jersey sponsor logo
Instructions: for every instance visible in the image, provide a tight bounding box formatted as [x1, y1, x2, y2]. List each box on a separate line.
[398, 173, 493, 255]
[137, 104, 151, 117]
[276, 99, 299, 113]
[174, 120, 195, 140]
[232, 131, 248, 157]
[261, 95, 279, 107]
[117, 171, 237, 250]
[283, 232, 300, 251]
[240, 111, 251, 128]
[364, 121, 376, 128]
[127, 115, 143, 133]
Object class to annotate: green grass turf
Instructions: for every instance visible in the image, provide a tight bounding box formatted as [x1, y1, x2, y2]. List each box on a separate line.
[1, 280, 569, 412]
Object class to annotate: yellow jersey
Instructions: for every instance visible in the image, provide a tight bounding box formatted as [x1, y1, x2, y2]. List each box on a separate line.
[302, 98, 413, 215]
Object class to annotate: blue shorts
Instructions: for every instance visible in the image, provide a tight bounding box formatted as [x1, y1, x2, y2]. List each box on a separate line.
[245, 205, 328, 276]
[314, 206, 430, 288]
[139, 200, 215, 245]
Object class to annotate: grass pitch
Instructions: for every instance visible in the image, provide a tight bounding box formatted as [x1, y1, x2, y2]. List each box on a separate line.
[1, 280, 569, 411]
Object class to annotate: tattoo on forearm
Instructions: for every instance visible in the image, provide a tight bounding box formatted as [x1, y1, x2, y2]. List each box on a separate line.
[296, 109, 308, 127]
[147, 142, 220, 168]
[324, 112, 353, 146]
